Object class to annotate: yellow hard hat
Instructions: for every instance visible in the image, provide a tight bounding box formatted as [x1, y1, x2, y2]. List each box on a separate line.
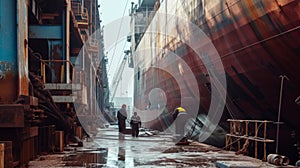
[177, 107, 186, 113]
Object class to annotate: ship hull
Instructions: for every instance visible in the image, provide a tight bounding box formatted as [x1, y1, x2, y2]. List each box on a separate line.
[132, 0, 300, 163]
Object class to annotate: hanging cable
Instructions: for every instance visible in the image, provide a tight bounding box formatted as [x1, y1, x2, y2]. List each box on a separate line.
[108, 0, 130, 73]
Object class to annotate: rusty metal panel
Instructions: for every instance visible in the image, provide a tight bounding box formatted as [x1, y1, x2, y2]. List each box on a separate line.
[0, 105, 24, 128]
[30, 127, 39, 137]
[17, 0, 29, 97]
[0, 0, 18, 103]
[38, 126, 55, 153]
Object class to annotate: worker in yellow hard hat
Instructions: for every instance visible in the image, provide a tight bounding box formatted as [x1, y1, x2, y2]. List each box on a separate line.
[173, 106, 190, 145]
[177, 107, 186, 112]
[172, 106, 186, 119]
[173, 107, 189, 144]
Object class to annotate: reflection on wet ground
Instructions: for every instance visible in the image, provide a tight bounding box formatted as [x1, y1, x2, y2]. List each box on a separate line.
[29, 125, 276, 167]
[63, 149, 108, 167]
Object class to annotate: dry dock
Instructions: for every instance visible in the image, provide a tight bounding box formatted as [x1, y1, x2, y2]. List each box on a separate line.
[28, 126, 296, 168]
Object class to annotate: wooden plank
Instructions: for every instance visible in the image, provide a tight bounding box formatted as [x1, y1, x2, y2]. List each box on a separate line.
[0, 141, 13, 168]
[0, 144, 4, 168]
[76, 126, 82, 139]
[55, 131, 64, 152]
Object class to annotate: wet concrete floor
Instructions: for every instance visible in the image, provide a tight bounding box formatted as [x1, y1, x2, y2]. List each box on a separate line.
[28, 126, 289, 167]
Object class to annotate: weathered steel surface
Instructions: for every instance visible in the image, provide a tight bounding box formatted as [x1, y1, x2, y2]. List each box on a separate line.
[0, 0, 18, 103]
[29, 26, 63, 39]
[17, 0, 29, 97]
[30, 127, 39, 137]
[0, 105, 24, 128]
[38, 126, 56, 153]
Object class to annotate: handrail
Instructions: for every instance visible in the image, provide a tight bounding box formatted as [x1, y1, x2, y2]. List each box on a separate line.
[40, 60, 74, 83]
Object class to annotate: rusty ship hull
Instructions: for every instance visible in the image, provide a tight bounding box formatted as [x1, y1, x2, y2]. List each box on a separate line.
[132, 0, 300, 162]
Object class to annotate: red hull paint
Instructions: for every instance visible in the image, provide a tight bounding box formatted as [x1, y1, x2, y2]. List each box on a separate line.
[133, 0, 300, 162]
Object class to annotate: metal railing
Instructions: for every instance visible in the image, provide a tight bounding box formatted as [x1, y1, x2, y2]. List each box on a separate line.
[71, 1, 88, 23]
[40, 60, 74, 84]
[225, 119, 274, 161]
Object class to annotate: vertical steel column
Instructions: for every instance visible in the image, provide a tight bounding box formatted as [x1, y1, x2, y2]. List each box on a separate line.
[66, 0, 71, 83]
[17, 0, 29, 96]
[62, 7, 66, 83]
[276, 75, 289, 154]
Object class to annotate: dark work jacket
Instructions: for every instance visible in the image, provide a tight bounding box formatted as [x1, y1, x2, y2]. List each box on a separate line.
[175, 112, 190, 135]
[117, 108, 127, 120]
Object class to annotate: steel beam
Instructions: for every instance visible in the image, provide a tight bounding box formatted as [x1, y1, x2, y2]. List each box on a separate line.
[44, 83, 81, 90]
[52, 96, 76, 103]
[29, 25, 63, 39]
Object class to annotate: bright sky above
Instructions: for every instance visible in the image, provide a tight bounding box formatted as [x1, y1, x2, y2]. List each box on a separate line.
[99, 0, 138, 102]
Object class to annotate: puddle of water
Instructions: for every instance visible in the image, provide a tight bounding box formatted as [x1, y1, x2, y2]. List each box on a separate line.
[63, 148, 108, 167]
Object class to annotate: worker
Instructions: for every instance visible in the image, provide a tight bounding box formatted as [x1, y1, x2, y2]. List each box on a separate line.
[130, 112, 141, 137]
[174, 107, 190, 145]
[117, 104, 127, 134]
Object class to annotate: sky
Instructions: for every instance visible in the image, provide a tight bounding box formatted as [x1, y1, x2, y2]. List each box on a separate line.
[99, 0, 139, 103]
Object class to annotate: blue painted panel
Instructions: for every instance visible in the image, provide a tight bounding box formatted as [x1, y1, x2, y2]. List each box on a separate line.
[0, 0, 18, 102]
[29, 25, 62, 39]
[0, 0, 17, 67]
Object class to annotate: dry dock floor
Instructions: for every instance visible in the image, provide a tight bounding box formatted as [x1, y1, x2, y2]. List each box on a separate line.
[28, 126, 296, 167]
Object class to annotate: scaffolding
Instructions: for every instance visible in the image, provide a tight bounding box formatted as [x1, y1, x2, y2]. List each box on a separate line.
[225, 119, 275, 161]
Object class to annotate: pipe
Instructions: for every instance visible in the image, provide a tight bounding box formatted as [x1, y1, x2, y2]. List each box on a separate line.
[267, 154, 283, 166]
[276, 75, 289, 154]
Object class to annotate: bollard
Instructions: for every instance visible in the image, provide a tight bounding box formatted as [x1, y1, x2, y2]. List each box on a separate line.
[267, 154, 283, 166]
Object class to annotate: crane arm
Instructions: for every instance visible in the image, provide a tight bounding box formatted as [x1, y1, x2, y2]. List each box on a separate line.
[109, 55, 128, 102]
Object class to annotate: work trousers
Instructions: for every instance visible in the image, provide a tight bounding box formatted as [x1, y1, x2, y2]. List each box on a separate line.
[131, 123, 139, 137]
